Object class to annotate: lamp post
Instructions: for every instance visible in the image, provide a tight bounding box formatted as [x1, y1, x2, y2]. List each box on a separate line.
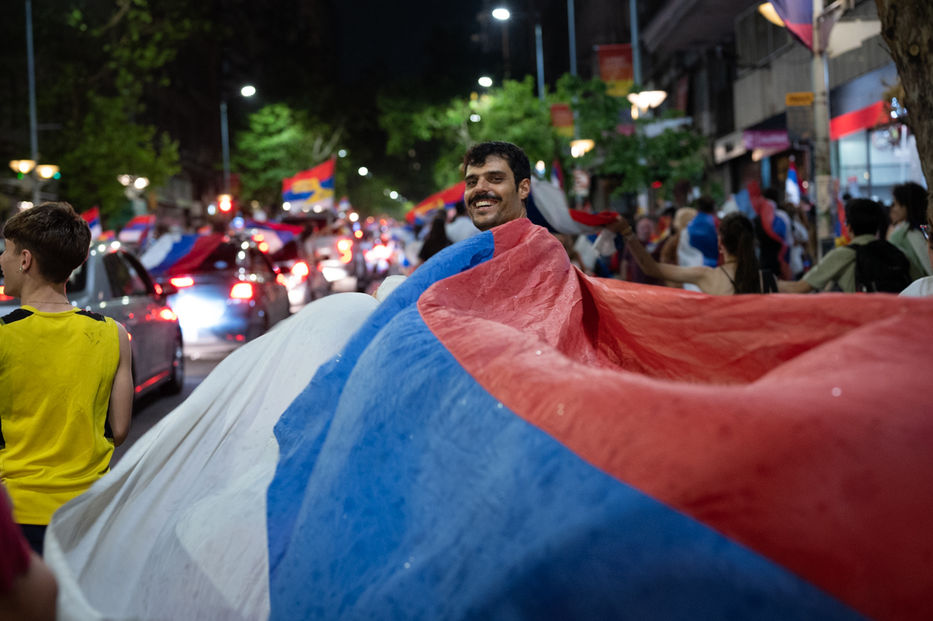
[492, 7, 546, 102]
[9, 160, 59, 208]
[23, 0, 41, 206]
[220, 84, 256, 194]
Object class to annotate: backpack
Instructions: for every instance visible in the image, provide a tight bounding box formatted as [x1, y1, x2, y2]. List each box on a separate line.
[848, 240, 912, 293]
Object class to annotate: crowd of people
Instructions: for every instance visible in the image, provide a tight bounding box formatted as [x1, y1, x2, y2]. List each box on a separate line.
[1, 141, 930, 619]
[558, 181, 931, 298]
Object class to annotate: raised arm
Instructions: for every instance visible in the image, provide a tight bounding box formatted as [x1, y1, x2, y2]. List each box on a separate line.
[607, 218, 710, 287]
[108, 323, 134, 446]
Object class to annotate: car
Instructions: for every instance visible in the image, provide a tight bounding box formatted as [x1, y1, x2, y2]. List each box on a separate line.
[268, 238, 331, 312]
[161, 237, 291, 358]
[0, 240, 185, 400]
[305, 231, 373, 293]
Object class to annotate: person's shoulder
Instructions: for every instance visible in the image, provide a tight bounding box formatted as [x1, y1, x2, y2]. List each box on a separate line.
[75, 309, 108, 323]
[899, 276, 933, 297]
[0, 308, 33, 326]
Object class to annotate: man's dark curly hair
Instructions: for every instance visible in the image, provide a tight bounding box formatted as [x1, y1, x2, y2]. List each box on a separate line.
[462, 141, 531, 186]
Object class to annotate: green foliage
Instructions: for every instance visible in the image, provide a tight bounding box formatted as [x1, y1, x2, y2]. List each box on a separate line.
[232, 104, 342, 207]
[379, 77, 554, 190]
[554, 75, 708, 196]
[36, 0, 198, 225]
[58, 93, 179, 224]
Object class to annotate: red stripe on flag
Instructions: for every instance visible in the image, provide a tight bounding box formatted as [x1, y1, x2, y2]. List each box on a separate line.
[420, 218, 933, 621]
[165, 234, 226, 275]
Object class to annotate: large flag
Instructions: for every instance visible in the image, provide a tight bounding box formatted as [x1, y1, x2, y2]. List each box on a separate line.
[139, 233, 226, 277]
[406, 181, 465, 224]
[117, 214, 155, 245]
[282, 159, 335, 212]
[80, 206, 102, 241]
[44, 219, 933, 620]
[770, 0, 813, 50]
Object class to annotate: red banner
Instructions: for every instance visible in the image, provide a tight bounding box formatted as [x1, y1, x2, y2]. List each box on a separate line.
[596, 44, 634, 97]
[550, 103, 575, 137]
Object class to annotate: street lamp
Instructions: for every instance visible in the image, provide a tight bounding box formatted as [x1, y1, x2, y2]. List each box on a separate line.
[627, 90, 668, 119]
[490, 7, 546, 102]
[118, 174, 150, 215]
[220, 85, 257, 194]
[357, 166, 369, 176]
[9, 159, 60, 205]
[478, 76, 493, 88]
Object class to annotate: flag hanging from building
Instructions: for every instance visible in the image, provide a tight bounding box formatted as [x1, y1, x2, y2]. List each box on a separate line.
[282, 159, 336, 213]
[770, 0, 813, 50]
[42, 218, 933, 621]
[405, 181, 465, 224]
[80, 206, 102, 241]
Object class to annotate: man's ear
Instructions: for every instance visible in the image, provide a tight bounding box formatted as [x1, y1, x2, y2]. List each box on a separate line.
[20, 247, 33, 272]
[518, 178, 531, 200]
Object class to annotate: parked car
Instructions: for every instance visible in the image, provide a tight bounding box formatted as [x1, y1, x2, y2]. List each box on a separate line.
[161, 238, 291, 358]
[0, 240, 185, 400]
[268, 238, 331, 312]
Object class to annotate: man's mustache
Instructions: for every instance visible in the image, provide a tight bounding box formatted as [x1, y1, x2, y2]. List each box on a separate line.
[469, 192, 500, 205]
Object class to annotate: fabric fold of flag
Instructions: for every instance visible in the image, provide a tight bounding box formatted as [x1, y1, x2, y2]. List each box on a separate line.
[526, 177, 618, 234]
[770, 0, 814, 50]
[139, 233, 226, 277]
[44, 294, 380, 621]
[267, 218, 933, 620]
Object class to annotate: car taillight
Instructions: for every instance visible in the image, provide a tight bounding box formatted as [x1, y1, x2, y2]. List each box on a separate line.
[0, 286, 13, 302]
[276, 273, 288, 287]
[230, 282, 255, 300]
[291, 260, 310, 278]
[170, 276, 195, 288]
[337, 238, 353, 264]
[159, 308, 177, 321]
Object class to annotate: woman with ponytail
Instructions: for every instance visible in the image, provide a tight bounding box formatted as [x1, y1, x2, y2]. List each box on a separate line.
[609, 211, 772, 295]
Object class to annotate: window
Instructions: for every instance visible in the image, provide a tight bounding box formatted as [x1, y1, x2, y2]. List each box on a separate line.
[104, 252, 149, 298]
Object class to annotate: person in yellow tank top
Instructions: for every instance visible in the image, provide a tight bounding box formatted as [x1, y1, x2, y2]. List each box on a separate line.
[0, 202, 133, 555]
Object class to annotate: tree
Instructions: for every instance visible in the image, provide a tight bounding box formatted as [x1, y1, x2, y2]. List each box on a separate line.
[231, 103, 342, 208]
[554, 75, 708, 199]
[379, 77, 555, 191]
[39, 0, 197, 224]
[876, 1, 933, 207]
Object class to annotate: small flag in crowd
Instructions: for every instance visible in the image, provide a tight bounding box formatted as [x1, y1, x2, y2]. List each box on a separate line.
[282, 159, 336, 213]
[118, 214, 155, 246]
[406, 181, 466, 224]
[785, 158, 801, 205]
[80, 206, 102, 240]
[550, 159, 565, 190]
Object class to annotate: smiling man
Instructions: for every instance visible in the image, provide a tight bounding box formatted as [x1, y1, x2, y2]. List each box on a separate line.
[462, 141, 531, 231]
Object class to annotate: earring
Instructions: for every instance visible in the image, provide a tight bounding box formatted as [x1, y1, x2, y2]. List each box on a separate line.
[19, 266, 23, 272]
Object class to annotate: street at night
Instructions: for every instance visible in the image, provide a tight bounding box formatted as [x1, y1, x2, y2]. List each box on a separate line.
[2, 1, 933, 620]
